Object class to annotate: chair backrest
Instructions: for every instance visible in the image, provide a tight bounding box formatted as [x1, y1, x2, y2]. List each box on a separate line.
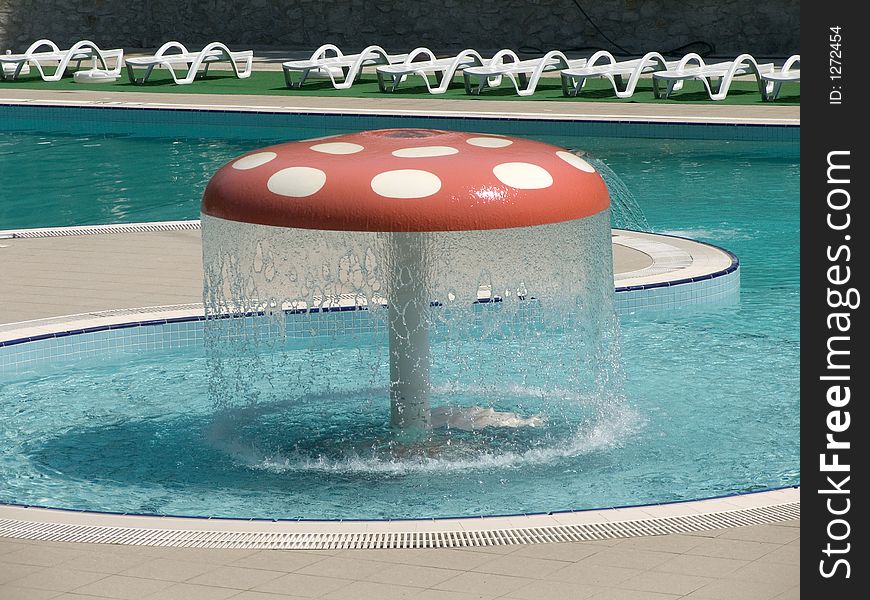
[489, 49, 520, 65]
[674, 53, 706, 71]
[585, 50, 616, 68]
[782, 54, 800, 73]
[309, 43, 343, 61]
[66, 40, 101, 56]
[24, 39, 61, 55]
[402, 47, 437, 65]
[729, 53, 769, 76]
[536, 50, 571, 70]
[356, 45, 391, 64]
[454, 49, 484, 67]
[198, 41, 235, 60]
[154, 41, 191, 57]
[635, 51, 669, 71]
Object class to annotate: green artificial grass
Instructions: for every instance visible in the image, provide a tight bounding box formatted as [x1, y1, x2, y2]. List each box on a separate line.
[1, 67, 800, 105]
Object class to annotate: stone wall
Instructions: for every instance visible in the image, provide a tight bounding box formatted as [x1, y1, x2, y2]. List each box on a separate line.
[1, 0, 799, 56]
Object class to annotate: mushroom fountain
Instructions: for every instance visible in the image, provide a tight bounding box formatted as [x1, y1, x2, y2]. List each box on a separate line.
[201, 129, 614, 439]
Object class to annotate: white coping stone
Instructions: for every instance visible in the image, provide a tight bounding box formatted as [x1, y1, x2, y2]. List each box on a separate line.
[0, 489, 799, 537]
[612, 230, 733, 285]
[0, 93, 802, 126]
[0, 305, 206, 342]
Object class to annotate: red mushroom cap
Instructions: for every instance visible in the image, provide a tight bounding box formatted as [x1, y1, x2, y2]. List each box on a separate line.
[201, 129, 609, 232]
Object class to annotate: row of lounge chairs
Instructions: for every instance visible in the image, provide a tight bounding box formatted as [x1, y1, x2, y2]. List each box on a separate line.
[1, 39, 252, 85]
[1, 39, 124, 82]
[125, 41, 253, 85]
[2, 39, 800, 101]
[285, 45, 799, 101]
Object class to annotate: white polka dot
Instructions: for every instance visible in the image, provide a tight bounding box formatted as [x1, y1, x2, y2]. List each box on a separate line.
[267, 167, 327, 197]
[309, 142, 364, 155]
[232, 152, 277, 170]
[466, 137, 513, 148]
[492, 162, 553, 189]
[392, 146, 459, 158]
[371, 170, 442, 199]
[556, 151, 596, 173]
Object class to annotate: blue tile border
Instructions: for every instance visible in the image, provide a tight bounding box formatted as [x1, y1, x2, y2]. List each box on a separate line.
[0, 305, 378, 349]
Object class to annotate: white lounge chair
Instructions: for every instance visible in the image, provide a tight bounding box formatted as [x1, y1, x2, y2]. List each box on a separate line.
[560, 51, 679, 98]
[125, 41, 253, 85]
[651, 53, 774, 101]
[2, 51, 29, 77]
[376, 48, 507, 94]
[463, 50, 587, 97]
[760, 54, 799, 101]
[283, 44, 408, 89]
[1, 39, 123, 82]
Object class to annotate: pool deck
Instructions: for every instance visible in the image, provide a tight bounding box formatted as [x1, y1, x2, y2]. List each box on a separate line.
[0, 226, 729, 324]
[0, 91, 799, 598]
[0, 514, 799, 600]
[0, 87, 799, 126]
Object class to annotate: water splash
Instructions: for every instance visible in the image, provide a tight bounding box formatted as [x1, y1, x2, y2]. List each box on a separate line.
[573, 151, 652, 232]
[200, 207, 629, 467]
[429, 406, 545, 430]
[204, 387, 643, 476]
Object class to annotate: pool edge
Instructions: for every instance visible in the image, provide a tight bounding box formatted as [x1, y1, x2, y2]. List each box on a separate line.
[0, 487, 799, 548]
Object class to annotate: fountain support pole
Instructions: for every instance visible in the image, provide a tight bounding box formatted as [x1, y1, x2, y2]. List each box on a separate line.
[388, 232, 431, 430]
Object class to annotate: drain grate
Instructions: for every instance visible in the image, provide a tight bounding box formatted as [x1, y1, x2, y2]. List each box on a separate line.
[1, 220, 201, 239]
[0, 502, 799, 550]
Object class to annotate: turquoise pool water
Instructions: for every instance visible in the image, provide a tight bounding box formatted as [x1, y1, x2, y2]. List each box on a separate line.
[0, 125, 799, 519]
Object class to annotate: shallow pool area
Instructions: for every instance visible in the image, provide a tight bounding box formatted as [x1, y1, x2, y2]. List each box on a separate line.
[0, 298, 798, 519]
[0, 121, 799, 520]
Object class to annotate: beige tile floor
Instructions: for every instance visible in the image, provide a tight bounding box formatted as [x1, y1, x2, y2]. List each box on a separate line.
[0, 89, 800, 597]
[0, 520, 799, 599]
[0, 229, 676, 323]
[0, 231, 203, 323]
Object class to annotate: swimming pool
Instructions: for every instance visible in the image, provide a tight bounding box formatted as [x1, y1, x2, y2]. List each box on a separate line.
[0, 116, 796, 232]
[0, 113, 799, 519]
